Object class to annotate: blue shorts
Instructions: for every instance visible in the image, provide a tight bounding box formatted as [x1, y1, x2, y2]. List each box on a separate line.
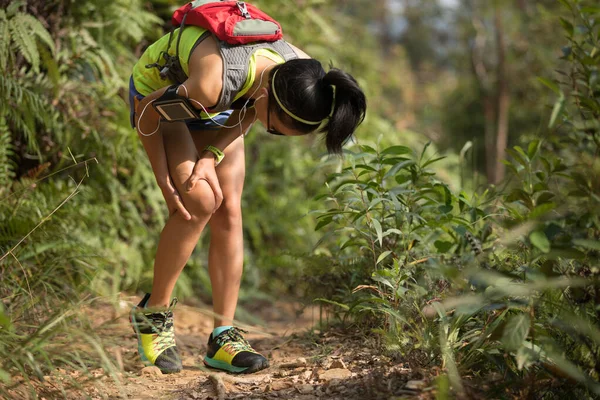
[128, 76, 233, 131]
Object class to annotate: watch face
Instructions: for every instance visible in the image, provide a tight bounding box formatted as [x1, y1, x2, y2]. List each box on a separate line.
[155, 101, 198, 121]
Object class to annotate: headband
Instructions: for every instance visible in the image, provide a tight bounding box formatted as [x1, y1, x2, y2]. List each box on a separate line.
[271, 69, 336, 126]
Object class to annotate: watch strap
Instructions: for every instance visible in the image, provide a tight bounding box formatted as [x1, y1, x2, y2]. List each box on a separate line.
[204, 145, 225, 166]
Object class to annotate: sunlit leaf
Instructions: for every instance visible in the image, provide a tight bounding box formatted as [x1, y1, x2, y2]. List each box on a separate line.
[530, 231, 550, 253]
[376, 251, 392, 265]
[371, 218, 383, 246]
[502, 314, 530, 351]
[549, 93, 565, 128]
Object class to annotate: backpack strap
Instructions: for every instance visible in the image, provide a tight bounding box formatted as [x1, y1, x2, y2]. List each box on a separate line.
[211, 39, 299, 112]
[145, 12, 213, 84]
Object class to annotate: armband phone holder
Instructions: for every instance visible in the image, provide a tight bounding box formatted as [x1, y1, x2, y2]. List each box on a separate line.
[152, 85, 202, 122]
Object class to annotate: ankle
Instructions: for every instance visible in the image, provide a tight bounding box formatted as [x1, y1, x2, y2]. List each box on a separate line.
[146, 295, 170, 308]
[212, 325, 233, 337]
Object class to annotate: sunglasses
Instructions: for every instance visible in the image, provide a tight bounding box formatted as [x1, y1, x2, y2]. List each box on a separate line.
[266, 88, 284, 136]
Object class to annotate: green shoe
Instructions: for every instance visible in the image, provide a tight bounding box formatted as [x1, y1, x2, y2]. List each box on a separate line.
[130, 293, 182, 374]
[203, 327, 269, 374]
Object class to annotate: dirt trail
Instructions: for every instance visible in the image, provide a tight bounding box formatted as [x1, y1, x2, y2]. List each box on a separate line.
[19, 295, 428, 399]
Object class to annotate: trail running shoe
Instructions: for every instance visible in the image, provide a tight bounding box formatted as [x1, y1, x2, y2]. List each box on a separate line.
[203, 327, 269, 374]
[130, 293, 182, 374]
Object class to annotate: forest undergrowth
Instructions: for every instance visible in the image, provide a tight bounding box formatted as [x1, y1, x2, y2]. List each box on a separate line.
[0, 0, 599, 399]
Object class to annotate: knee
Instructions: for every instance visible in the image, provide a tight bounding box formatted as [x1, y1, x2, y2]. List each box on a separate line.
[212, 198, 242, 231]
[184, 180, 215, 224]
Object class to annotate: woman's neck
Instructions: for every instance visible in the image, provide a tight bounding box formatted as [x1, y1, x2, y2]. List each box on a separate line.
[248, 63, 275, 99]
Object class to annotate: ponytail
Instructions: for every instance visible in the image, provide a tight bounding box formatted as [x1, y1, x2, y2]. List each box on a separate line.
[269, 59, 367, 154]
[321, 69, 366, 154]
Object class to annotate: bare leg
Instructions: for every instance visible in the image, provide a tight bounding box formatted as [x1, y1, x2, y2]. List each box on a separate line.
[192, 131, 246, 327]
[147, 123, 216, 308]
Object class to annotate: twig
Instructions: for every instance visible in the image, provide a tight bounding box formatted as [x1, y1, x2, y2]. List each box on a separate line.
[0, 174, 85, 262]
[8, 250, 34, 308]
[0, 157, 97, 202]
[279, 359, 307, 369]
[208, 374, 227, 400]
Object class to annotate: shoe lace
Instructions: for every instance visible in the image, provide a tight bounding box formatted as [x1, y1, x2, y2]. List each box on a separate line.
[153, 325, 176, 354]
[216, 327, 253, 352]
[137, 298, 177, 333]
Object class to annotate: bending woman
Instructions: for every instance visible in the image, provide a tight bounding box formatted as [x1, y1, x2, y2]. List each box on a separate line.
[129, 23, 366, 375]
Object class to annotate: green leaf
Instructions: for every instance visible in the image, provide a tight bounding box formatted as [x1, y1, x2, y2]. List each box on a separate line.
[580, 6, 600, 15]
[359, 145, 377, 154]
[545, 247, 585, 260]
[530, 231, 551, 253]
[535, 170, 547, 182]
[434, 240, 453, 253]
[514, 146, 529, 163]
[314, 298, 350, 311]
[0, 369, 10, 384]
[527, 140, 540, 160]
[505, 188, 533, 209]
[557, 0, 573, 12]
[549, 93, 565, 128]
[559, 17, 574, 37]
[529, 202, 556, 219]
[0, 308, 11, 329]
[376, 251, 392, 265]
[371, 218, 383, 246]
[502, 314, 530, 351]
[371, 271, 394, 289]
[381, 145, 412, 156]
[422, 156, 447, 168]
[314, 216, 333, 231]
[383, 228, 403, 237]
[506, 148, 528, 167]
[537, 78, 560, 94]
[420, 142, 431, 161]
[572, 239, 600, 251]
[384, 160, 416, 180]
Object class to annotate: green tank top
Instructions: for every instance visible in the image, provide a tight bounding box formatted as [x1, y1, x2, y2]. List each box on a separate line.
[132, 26, 207, 96]
[132, 27, 286, 118]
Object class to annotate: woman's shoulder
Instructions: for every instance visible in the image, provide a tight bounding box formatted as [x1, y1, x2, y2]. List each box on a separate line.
[186, 35, 224, 107]
[284, 41, 311, 59]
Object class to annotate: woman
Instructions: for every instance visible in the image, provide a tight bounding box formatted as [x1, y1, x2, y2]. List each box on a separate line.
[128, 19, 366, 375]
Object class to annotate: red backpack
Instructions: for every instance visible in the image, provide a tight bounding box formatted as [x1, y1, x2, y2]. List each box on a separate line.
[172, 0, 283, 45]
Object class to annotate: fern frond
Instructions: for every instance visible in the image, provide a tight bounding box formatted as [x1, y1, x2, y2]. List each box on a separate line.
[6, 1, 25, 17]
[0, 74, 58, 155]
[20, 13, 55, 54]
[0, 115, 16, 189]
[0, 10, 10, 72]
[9, 14, 39, 71]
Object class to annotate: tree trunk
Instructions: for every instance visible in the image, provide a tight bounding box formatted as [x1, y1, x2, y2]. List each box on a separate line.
[494, 7, 510, 184]
[471, 14, 497, 183]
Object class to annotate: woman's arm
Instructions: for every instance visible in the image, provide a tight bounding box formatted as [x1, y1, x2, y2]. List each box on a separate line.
[186, 108, 256, 194]
[136, 86, 197, 219]
[135, 87, 169, 183]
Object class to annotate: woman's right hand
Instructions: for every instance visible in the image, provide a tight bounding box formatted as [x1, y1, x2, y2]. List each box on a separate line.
[159, 176, 192, 221]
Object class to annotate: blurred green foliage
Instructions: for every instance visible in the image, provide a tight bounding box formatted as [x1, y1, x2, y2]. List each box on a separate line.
[1, 0, 599, 397]
[308, 0, 600, 397]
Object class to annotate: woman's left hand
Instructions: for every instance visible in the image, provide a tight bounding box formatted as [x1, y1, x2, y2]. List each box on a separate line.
[187, 154, 223, 213]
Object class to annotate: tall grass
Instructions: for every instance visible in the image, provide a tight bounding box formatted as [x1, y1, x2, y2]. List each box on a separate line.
[0, 159, 126, 398]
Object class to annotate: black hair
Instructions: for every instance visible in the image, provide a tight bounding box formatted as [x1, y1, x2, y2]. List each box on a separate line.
[269, 59, 367, 155]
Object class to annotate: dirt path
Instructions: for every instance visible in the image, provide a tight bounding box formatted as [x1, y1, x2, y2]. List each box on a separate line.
[17, 295, 429, 399]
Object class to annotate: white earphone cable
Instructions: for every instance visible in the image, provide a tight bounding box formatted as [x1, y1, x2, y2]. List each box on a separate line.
[137, 66, 270, 137]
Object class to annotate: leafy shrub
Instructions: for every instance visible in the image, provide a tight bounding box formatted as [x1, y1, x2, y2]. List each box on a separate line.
[310, 1, 600, 396]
